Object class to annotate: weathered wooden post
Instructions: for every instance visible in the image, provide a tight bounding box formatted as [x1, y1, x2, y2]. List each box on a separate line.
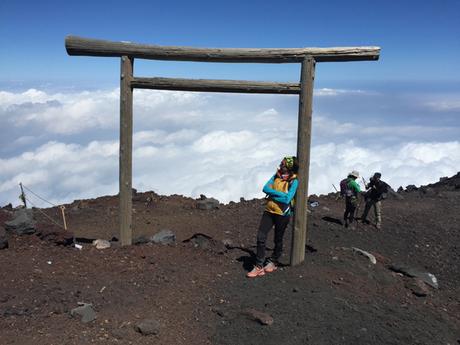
[291, 57, 315, 266]
[119, 56, 134, 245]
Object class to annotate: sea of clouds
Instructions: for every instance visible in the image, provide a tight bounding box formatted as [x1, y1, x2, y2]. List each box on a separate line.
[1, 87, 459, 207]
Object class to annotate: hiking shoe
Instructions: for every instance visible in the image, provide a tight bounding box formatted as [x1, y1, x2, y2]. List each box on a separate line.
[376, 223, 382, 230]
[263, 261, 278, 273]
[246, 265, 265, 278]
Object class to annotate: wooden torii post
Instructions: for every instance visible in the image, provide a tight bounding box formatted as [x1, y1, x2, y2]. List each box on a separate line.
[65, 36, 380, 265]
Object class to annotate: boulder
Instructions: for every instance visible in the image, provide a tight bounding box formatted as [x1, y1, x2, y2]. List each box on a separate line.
[135, 318, 160, 336]
[4, 208, 35, 235]
[70, 303, 96, 323]
[389, 264, 439, 289]
[92, 239, 111, 249]
[405, 184, 418, 192]
[150, 229, 175, 245]
[196, 197, 220, 210]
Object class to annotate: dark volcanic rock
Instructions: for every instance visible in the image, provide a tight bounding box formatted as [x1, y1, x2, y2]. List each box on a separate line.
[196, 197, 220, 210]
[4, 208, 35, 235]
[150, 229, 176, 245]
[70, 303, 96, 323]
[135, 318, 160, 335]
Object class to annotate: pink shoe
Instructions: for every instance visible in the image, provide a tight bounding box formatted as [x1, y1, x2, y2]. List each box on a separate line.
[246, 265, 265, 278]
[263, 261, 278, 273]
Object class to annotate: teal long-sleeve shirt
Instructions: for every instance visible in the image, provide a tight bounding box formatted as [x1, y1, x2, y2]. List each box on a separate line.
[263, 175, 298, 205]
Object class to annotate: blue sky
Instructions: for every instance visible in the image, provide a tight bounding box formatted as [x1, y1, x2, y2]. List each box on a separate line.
[0, 0, 459, 206]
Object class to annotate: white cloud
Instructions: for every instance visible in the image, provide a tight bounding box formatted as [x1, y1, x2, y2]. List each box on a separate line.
[314, 88, 377, 96]
[1, 87, 459, 207]
[425, 100, 460, 111]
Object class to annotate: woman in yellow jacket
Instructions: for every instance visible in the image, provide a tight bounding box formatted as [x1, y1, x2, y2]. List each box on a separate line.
[247, 156, 299, 278]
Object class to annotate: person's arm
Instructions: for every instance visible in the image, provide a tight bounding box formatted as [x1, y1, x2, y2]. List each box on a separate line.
[271, 179, 298, 204]
[263, 175, 287, 198]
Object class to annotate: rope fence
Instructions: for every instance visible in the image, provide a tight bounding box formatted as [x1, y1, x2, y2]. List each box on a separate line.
[19, 183, 68, 231]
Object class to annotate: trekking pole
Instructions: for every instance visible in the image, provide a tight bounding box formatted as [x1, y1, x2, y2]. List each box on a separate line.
[332, 184, 341, 201]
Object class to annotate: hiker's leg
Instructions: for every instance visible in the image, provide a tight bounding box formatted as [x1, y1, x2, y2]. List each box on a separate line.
[362, 200, 371, 221]
[348, 198, 357, 223]
[344, 200, 351, 221]
[271, 214, 291, 262]
[375, 201, 382, 226]
[256, 212, 274, 266]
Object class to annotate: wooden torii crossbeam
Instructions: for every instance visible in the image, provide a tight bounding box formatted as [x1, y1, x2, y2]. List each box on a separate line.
[65, 36, 380, 265]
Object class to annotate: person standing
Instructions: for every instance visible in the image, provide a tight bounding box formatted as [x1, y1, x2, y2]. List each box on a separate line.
[341, 170, 361, 229]
[361, 172, 389, 229]
[247, 156, 299, 278]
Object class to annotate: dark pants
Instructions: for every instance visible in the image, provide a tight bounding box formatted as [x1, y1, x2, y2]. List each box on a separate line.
[343, 196, 358, 224]
[256, 211, 291, 266]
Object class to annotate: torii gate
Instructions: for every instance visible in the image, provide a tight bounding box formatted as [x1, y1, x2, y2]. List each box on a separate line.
[65, 36, 380, 265]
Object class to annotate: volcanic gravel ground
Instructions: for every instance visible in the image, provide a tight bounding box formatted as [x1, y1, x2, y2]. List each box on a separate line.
[1, 173, 459, 344]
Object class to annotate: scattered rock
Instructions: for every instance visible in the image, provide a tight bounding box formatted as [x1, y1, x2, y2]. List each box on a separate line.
[183, 233, 227, 253]
[0, 226, 8, 250]
[196, 197, 220, 210]
[135, 318, 160, 336]
[71, 303, 96, 323]
[4, 208, 35, 235]
[110, 328, 129, 340]
[150, 229, 176, 245]
[222, 238, 233, 248]
[405, 185, 418, 192]
[133, 235, 149, 245]
[242, 308, 274, 326]
[2, 203, 13, 211]
[184, 233, 213, 250]
[92, 239, 111, 249]
[388, 264, 439, 288]
[405, 278, 430, 297]
[352, 247, 377, 264]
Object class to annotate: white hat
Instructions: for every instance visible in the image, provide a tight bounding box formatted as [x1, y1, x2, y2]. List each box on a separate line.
[350, 170, 360, 178]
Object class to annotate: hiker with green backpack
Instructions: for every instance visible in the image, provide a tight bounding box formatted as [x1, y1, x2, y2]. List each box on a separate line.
[340, 170, 361, 229]
[247, 156, 299, 278]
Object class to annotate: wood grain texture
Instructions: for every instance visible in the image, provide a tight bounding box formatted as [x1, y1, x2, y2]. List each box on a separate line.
[131, 77, 300, 94]
[66, 36, 380, 63]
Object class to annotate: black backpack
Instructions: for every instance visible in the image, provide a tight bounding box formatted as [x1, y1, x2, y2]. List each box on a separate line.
[339, 178, 352, 197]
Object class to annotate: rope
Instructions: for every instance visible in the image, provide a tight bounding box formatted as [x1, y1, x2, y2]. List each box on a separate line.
[23, 195, 66, 230]
[21, 184, 57, 207]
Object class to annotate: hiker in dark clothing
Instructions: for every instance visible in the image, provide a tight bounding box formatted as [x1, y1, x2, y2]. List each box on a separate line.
[342, 170, 361, 228]
[361, 172, 389, 229]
